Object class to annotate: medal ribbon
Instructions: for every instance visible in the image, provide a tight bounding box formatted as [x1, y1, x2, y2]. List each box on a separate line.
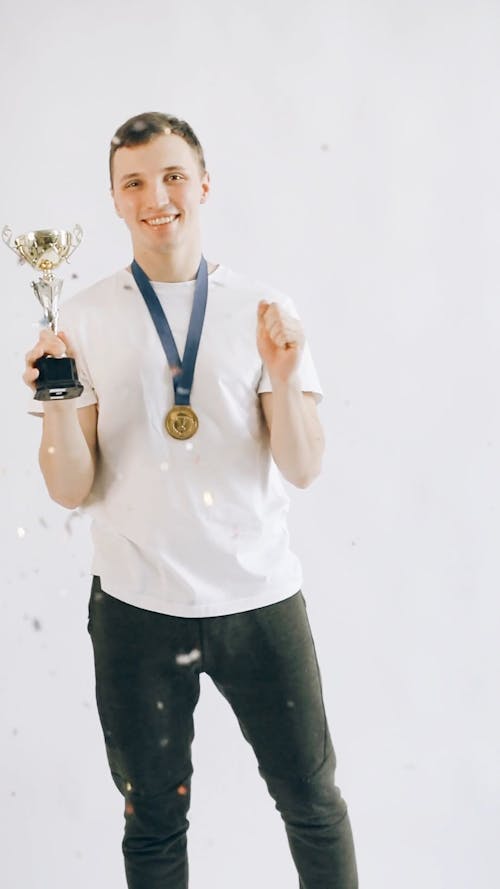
[131, 257, 208, 406]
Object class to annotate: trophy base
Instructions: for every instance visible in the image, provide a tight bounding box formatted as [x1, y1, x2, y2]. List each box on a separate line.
[34, 355, 84, 401]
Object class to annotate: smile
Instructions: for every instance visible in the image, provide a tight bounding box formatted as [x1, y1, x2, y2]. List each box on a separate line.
[145, 215, 179, 226]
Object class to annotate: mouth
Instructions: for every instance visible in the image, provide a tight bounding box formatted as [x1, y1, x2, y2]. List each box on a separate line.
[144, 214, 180, 227]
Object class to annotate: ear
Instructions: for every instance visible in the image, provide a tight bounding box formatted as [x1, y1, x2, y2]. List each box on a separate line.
[111, 189, 123, 219]
[200, 171, 211, 204]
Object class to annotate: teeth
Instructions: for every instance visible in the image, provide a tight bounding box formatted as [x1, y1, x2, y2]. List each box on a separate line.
[146, 215, 178, 225]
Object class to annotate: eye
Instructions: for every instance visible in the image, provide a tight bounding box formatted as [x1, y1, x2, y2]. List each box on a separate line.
[124, 180, 140, 189]
[166, 173, 184, 181]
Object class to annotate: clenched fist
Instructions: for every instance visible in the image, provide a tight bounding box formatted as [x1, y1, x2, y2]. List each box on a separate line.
[257, 301, 305, 383]
[23, 328, 73, 392]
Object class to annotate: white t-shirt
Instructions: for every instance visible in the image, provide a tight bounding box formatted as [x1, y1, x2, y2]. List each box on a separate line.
[32, 264, 322, 617]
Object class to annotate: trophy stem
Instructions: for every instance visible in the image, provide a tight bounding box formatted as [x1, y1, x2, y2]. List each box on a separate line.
[32, 270, 62, 334]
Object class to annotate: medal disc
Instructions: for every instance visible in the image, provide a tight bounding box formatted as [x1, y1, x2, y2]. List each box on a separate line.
[165, 406, 199, 440]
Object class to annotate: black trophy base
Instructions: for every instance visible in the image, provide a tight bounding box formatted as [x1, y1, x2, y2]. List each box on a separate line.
[34, 355, 84, 401]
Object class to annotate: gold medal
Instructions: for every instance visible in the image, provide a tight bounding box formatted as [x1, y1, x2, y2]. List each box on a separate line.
[165, 405, 199, 440]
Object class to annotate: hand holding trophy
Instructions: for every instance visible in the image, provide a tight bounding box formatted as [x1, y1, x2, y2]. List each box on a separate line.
[3, 225, 84, 400]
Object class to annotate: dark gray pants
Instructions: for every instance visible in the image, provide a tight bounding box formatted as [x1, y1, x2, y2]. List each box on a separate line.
[88, 577, 358, 888]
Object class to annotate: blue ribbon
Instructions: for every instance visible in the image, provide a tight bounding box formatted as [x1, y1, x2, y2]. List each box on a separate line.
[131, 257, 208, 406]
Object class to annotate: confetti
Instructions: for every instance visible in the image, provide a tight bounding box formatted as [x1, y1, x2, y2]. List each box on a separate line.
[203, 491, 214, 507]
[160, 462, 169, 472]
[125, 782, 133, 792]
[32, 618, 42, 632]
[131, 120, 147, 132]
[176, 649, 201, 667]
[111, 135, 122, 146]
[159, 737, 169, 748]
[156, 701, 165, 710]
[47, 446, 56, 455]
[286, 700, 295, 709]
[17, 528, 26, 539]
[177, 784, 188, 796]
[125, 801, 135, 816]
[38, 517, 48, 528]
[185, 442, 193, 451]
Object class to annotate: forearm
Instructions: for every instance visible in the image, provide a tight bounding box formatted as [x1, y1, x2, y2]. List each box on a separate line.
[268, 378, 324, 488]
[39, 403, 95, 509]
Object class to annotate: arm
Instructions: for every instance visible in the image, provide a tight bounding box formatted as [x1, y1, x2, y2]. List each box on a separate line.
[260, 389, 324, 488]
[257, 301, 325, 488]
[25, 329, 98, 509]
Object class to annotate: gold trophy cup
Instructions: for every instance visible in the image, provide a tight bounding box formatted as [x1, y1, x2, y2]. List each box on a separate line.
[3, 225, 84, 400]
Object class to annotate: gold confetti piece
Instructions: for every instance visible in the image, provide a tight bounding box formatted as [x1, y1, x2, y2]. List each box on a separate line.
[203, 491, 213, 507]
[125, 782, 133, 792]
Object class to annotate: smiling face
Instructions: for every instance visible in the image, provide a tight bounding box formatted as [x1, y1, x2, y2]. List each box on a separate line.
[111, 132, 210, 270]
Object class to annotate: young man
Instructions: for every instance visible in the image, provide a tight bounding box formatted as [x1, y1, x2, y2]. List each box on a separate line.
[24, 112, 358, 889]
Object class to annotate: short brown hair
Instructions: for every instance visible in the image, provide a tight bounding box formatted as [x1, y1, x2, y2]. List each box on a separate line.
[109, 111, 207, 186]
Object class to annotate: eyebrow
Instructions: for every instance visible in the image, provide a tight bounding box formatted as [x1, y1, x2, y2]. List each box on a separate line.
[119, 166, 189, 183]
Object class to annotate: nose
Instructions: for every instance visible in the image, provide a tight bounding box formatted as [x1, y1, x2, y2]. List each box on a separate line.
[146, 177, 170, 209]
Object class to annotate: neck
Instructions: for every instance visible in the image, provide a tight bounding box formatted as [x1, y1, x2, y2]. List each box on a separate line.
[134, 243, 204, 283]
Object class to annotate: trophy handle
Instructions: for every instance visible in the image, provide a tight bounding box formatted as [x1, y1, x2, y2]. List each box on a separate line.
[1, 225, 20, 259]
[66, 224, 83, 261]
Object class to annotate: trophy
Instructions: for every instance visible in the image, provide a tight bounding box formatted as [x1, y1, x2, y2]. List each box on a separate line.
[2, 225, 84, 400]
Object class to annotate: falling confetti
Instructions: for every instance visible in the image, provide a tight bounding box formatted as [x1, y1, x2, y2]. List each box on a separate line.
[131, 121, 147, 132]
[286, 700, 295, 709]
[185, 442, 194, 451]
[17, 528, 26, 539]
[47, 446, 56, 455]
[111, 135, 122, 146]
[177, 784, 188, 796]
[125, 801, 135, 816]
[32, 618, 42, 632]
[125, 782, 133, 792]
[38, 517, 48, 529]
[203, 491, 213, 507]
[71, 273, 79, 279]
[123, 284, 133, 291]
[159, 737, 169, 748]
[176, 649, 201, 667]
[156, 701, 165, 710]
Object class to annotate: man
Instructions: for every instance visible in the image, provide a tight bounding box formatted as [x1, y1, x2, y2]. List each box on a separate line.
[24, 112, 358, 889]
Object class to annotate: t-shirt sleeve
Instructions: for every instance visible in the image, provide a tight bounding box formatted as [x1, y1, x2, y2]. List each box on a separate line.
[27, 303, 98, 417]
[257, 295, 323, 402]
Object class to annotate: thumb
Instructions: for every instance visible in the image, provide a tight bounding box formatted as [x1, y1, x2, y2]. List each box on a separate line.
[56, 329, 75, 357]
[257, 300, 270, 321]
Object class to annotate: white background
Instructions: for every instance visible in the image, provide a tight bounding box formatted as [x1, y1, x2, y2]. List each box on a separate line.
[1, 1, 499, 887]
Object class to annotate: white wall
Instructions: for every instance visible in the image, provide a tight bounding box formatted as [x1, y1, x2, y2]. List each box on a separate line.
[1, 1, 499, 887]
